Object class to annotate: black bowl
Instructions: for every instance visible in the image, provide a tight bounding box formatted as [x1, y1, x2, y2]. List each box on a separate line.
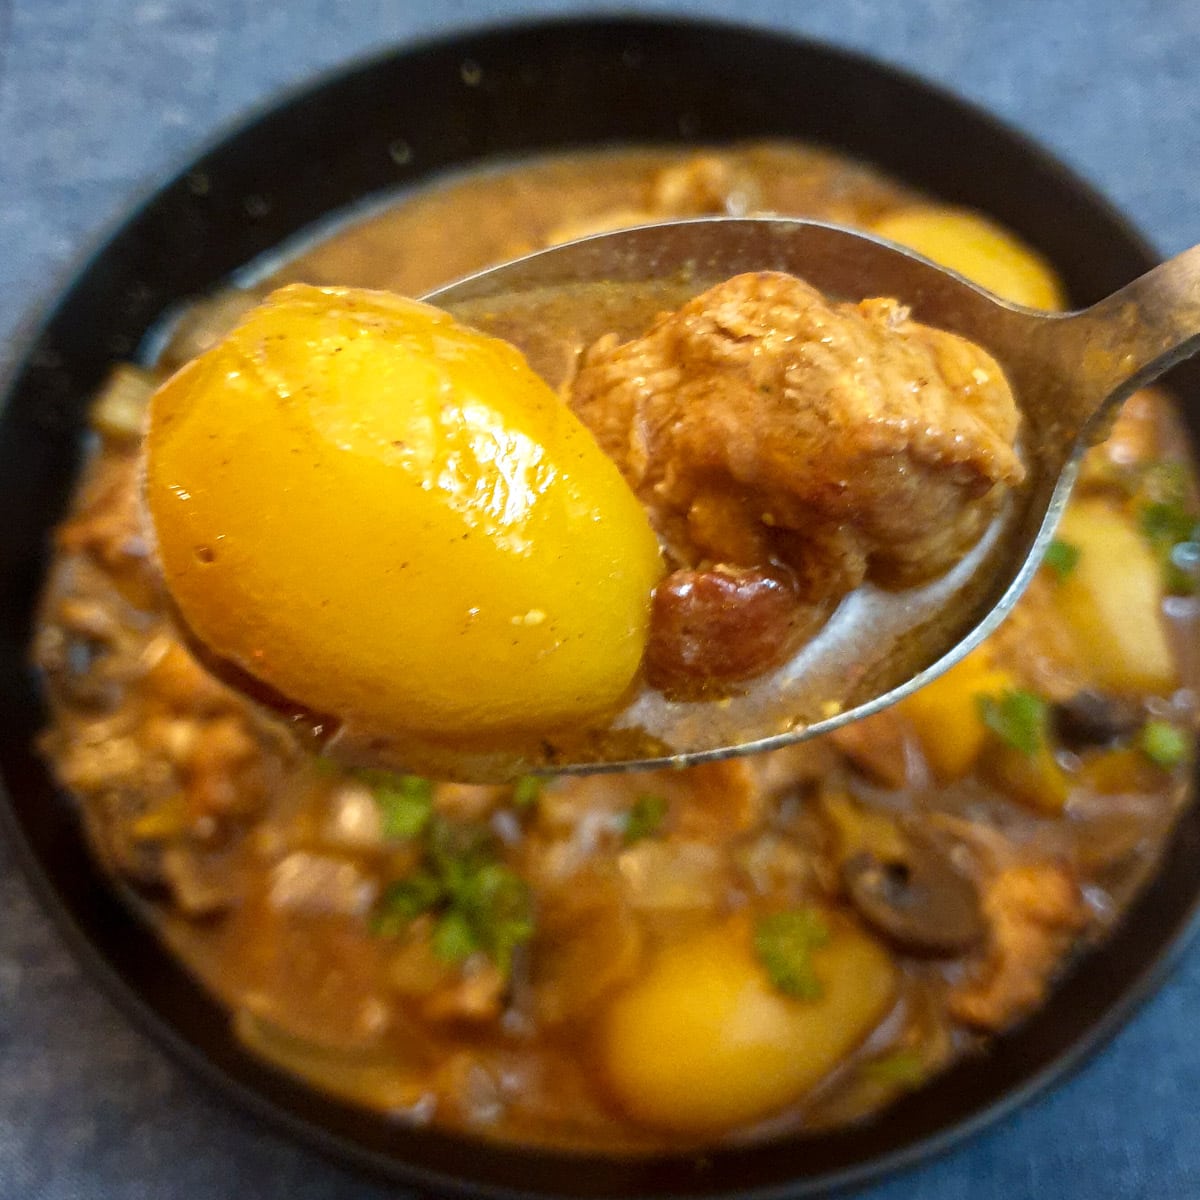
[2, 16, 1199, 1200]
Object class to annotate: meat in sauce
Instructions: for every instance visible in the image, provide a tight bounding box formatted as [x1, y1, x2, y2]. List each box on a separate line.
[569, 271, 1023, 690]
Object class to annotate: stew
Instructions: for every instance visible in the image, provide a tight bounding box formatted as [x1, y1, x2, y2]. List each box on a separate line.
[35, 143, 1199, 1150]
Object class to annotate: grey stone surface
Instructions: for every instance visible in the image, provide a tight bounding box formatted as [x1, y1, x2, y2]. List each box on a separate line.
[3, 1, 1200, 1197]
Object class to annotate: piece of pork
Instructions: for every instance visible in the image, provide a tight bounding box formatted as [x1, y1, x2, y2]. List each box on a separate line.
[570, 271, 1023, 592]
[949, 863, 1089, 1029]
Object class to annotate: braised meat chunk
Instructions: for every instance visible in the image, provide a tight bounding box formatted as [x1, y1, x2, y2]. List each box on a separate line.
[570, 272, 1024, 688]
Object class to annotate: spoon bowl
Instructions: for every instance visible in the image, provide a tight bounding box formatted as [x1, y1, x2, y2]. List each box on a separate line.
[415, 217, 1200, 774]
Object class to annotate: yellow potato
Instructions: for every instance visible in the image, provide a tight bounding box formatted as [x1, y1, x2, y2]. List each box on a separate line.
[981, 738, 1071, 813]
[599, 914, 895, 1132]
[899, 645, 1018, 779]
[820, 791, 908, 864]
[1054, 498, 1175, 691]
[872, 206, 1066, 310]
[146, 284, 663, 742]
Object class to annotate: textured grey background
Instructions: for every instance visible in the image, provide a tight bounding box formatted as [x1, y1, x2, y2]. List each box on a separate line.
[3, 1, 1200, 1197]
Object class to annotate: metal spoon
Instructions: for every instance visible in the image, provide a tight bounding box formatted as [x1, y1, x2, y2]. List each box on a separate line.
[412, 218, 1200, 776]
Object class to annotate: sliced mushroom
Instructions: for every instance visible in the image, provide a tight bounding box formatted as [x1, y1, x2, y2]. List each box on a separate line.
[1051, 689, 1142, 750]
[842, 834, 985, 957]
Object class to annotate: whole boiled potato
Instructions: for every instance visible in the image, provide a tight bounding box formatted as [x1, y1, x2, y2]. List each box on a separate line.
[872, 206, 1066, 310]
[145, 285, 663, 743]
[599, 913, 896, 1132]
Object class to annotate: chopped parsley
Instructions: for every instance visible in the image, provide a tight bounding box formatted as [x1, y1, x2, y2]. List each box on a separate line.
[753, 908, 830, 1000]
[1139, 719, 1190, 769]
[1043, 538, 1081, 581]
[511, 775, 543, 810]
[978, 689, 1048, 756]
[862, 1049, 926, 1088]
[371, 870, 444, 935]
[371, 815, 534, 976]
[368, 773, 434, 840]
[431, 909, 480, 964]
[441, 860, 536, 973]
[623, 793, 669, 843]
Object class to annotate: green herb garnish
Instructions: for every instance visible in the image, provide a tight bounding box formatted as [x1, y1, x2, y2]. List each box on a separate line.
[978, 689, 1048, 756]
[753, 908, 831, 1000]
[371, 816, 534, 976]
[862, 1049, 926, 1088]
[371, 870, 444, 935]
[1139, 719, 1190, 769]
[623, 793, 668, 843]
[369, 773, 434, 840]
[447, 860, 536, 974]
[1043, 538, 1081, 581]
[432, 909, 480, 964]
[511, 776, 543, 810]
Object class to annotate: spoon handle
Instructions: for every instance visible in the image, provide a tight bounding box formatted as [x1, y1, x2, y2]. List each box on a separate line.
[1042, 243, 1200, 439]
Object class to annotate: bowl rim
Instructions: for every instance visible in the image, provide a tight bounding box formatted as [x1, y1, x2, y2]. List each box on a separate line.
[2, 14, 1199, 1200]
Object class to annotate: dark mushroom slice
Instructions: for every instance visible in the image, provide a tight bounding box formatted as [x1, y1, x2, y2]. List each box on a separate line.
[1051, 689, 1143, 750]
[842, 833, 985, 957]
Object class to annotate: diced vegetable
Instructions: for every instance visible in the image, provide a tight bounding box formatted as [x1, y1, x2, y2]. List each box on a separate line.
[599, 915, 895, 1132]
[898, 646, 1019, 779]
[372, 816, 534, 976]
[432, 910, 480, 964]
[974, 688, 1070, 810]
[871, 206, 1066, 310]
[819, 791, 908, 865]
[1139, 719, 1190, 769]
[622, 793, 668, 844]
[978, 690, 1047, 756]
[753, 908, 831, 999]
[369, 773, 434, 840]
[373, 871, 445, 932]
[269, 852, 377, 917]
[1054, 498, 1176, 692]
[89, 364, 156, 442]
[981, 738, 1071, 813]
[511, 776, 543, 810]
[1042, 538, 1081, 581]
[1076, 746, 1161, 794]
